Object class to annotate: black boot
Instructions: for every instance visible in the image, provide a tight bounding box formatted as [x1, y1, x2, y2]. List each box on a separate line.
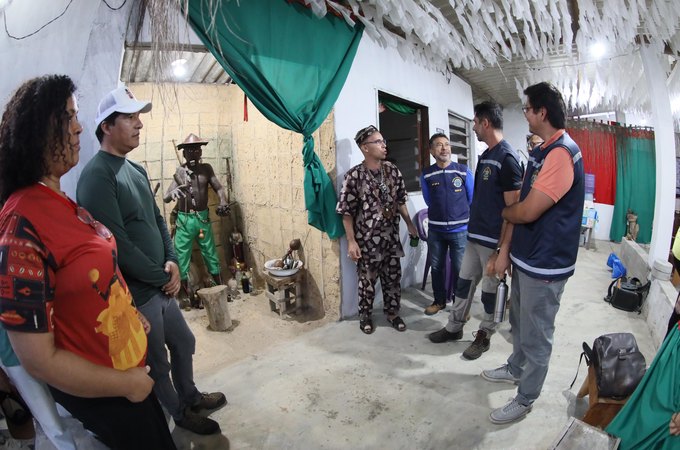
[180, 280, 197, 310]
[190, 289, 203, 310]
[210, 273, 223, 286]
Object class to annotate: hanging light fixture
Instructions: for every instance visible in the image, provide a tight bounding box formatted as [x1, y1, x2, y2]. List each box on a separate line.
[590, 42, 607, 59]
[171, 59, 188, 78]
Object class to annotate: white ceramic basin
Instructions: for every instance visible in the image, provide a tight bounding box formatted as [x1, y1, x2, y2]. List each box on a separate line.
[264, 259, 303, 277]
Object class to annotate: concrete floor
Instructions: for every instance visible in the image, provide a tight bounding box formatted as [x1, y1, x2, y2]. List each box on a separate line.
[174, 240, 658, 450]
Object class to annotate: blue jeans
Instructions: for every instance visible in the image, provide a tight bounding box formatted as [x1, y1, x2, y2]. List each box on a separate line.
[428, 229, 467, 305]
[137, 293, 201, 421]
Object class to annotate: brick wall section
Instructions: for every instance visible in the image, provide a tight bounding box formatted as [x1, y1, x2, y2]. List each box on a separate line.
[128, 83, 340, 320]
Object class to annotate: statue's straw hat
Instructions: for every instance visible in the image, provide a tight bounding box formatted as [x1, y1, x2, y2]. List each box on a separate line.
[177, 133, 208, 149]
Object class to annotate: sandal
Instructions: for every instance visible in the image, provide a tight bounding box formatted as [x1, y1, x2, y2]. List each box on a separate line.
[388, 316, 406, 332]
[359, 317, 374, 335]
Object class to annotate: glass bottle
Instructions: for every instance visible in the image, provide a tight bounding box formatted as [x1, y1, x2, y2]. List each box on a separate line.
[241, 270, 251, 293]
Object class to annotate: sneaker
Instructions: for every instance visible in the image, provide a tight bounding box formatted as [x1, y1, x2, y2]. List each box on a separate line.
[175, 410, 221, 435]
[424, 303, 445, 315]
[462, 330, 490, 360]
[190, 392, 227, 413]
[428, 327, 463, 343]
[489, 398, 533, 424]
[480, 364, 519, 385]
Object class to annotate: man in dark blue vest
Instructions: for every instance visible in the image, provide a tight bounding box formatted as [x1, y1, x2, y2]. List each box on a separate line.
[427, 102, 523, 361]
[481, 82, 585, 425]
[420, 133, 474, 315]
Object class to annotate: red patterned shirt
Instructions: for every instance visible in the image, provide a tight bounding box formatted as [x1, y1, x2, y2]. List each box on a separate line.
[0, 184, 146, 370]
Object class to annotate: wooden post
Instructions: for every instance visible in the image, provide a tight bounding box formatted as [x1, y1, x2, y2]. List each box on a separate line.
[196, 285, 232, 331]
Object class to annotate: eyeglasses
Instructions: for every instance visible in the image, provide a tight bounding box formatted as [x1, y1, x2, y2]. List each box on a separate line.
[77, 207, 113, 241]
[522, 105, 533, 114]
[433, 143, 451, 149]
[363, 139, 387, 146]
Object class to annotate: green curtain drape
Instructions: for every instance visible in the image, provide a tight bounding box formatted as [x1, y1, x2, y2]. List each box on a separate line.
[610, 129, 656, 243]
[379, 97, 416, 115]
[185, 1, 363, 239]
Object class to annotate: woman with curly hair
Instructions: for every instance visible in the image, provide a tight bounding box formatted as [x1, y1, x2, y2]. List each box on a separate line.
[0, 75, 176, 449]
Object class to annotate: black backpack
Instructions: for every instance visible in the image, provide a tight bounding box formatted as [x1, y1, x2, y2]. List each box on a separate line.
[604, 277, 651, 313]
[571, 333, 646, 399]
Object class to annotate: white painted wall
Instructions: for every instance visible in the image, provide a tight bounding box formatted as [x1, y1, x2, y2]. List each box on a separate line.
[0, 0, 133, 197]
[618, 110, 652, 127]
[334, 36, 473, 318]
[503, 105, 530, 165]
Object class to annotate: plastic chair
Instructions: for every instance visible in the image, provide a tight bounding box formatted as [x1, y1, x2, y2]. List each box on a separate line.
[414, 208, 456, 301]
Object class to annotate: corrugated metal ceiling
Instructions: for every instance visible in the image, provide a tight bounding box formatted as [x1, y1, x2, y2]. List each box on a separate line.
[122, 1, 679, 113]
[121, 44, 232, 85]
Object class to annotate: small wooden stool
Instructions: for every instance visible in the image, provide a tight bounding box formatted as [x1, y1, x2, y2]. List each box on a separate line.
[196, 285, 232, 331]
[577, 365, 628, 429]
[262, 268, 304, 317]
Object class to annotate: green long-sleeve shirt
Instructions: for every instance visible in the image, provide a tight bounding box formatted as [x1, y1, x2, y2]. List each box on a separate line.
[77, 151, 177, 306]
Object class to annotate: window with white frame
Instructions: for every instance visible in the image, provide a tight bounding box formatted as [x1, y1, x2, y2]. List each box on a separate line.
[448, 112, 473, 170]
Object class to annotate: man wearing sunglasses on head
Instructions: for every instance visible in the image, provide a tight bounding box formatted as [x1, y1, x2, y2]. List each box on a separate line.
[336, 125, 418, 335]
[77, 86, 226, 436]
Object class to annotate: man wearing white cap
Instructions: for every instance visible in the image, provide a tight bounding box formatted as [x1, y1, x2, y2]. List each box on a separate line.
[77, 86, 226, 435]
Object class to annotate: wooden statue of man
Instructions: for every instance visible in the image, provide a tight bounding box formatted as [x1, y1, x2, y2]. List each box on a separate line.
[163, 134, 230, 308]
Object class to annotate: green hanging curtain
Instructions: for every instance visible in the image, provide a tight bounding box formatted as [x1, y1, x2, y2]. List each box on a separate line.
[379, 97, 416, 115]
[610, 128, 656, 243]
[185, 0, 363, 239]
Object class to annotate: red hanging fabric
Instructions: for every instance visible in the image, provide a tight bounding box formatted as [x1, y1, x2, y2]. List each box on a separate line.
[567, 120, 617, 205]
[243, 94, 249, 122]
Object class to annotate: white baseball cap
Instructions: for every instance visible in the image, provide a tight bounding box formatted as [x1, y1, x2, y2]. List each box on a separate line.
[95, 85, 152, 127]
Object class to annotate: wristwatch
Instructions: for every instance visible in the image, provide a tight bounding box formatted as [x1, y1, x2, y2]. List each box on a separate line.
[496, 247, 502, 254]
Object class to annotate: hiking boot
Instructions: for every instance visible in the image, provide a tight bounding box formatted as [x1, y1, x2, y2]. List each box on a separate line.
[462, 330, 490, 360]
[175, 410, 221, 435]
[424, 303, 445, 315]
[489, 398, 533, 424]
[190, 392, 227, 413]
[481, 364, 519, 385]
[428, 327, 463, 343]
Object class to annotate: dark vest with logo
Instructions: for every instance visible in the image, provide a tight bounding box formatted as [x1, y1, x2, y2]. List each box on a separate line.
[510, 132, 584, 280]
[468, 140, 520, 249]
[422, 162, 470, 233]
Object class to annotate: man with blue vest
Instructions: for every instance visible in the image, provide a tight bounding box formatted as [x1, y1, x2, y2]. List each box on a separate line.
[420, 133, 474, 315]
[428, 102, 523, 362]
[481, 82, 585, 425]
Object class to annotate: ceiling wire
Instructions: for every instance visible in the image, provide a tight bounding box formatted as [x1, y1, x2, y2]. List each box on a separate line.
[3, 0, 73, 40]
[3, 0, 126, 40]
[525, 50, 636, 71]
[102, 0, 127, 11]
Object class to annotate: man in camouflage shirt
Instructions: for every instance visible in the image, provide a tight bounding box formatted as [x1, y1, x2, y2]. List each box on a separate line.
[337, 125, 418, 335]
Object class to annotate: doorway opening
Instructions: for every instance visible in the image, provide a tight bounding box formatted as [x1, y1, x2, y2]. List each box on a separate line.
[378, 92, 429, 192]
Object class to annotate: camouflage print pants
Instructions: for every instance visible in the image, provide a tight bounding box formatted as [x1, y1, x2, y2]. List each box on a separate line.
[357, 256, 402, 319]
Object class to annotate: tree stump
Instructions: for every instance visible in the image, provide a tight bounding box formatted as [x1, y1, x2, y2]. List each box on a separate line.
[196, 285, 232, 331]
